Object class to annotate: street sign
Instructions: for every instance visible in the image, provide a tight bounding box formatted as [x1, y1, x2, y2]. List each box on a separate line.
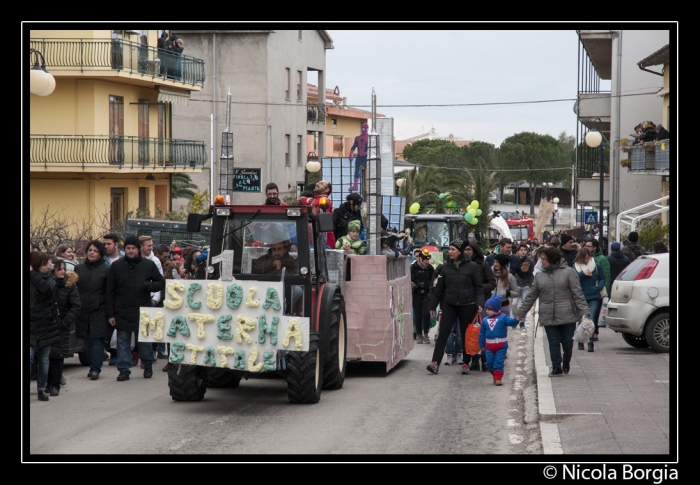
[584, 211, 598, 224]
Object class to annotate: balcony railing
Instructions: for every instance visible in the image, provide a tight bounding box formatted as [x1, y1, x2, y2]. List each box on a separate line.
[629, 141, 670, 172]
[30, 135, 207, 169]
[307, 103, 326, 123]
[30, 38, 205, 86]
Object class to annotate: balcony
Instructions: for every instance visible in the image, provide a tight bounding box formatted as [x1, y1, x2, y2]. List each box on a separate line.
[30, 38, 205, 88]
[577, 92, 611, 133]
[307, 103, 326, 123]
[30, 135, 207, 170]
[578, 30, 614, 80]
[628, 141, 670, 174]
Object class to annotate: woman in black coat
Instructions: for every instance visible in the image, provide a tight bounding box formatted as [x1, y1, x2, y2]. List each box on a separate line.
[30, 251, 60, 401]
[74, 240, 112, 380]
[427, 239, 484, 375]
[47, 258, 81, 396]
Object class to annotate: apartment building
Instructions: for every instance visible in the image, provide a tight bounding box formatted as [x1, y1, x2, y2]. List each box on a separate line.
[29, 29, 206, 235]
[575, 29, 672, 240]
[169, 30, 333, 206]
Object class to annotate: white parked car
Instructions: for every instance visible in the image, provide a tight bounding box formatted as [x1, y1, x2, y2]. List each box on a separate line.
[606, 253, 670, 352]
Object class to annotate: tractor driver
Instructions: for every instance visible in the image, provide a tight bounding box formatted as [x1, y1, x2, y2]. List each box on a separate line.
[251, 241, 297, 276]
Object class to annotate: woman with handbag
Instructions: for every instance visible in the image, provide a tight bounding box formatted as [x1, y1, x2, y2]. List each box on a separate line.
[573, 247, 606, 352]
[515, 247, 590, 376]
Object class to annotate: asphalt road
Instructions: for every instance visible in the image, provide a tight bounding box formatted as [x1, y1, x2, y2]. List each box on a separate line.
[26, 321, 540, 460]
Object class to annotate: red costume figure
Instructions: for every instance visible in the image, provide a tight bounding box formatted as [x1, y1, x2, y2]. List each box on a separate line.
[348, 122, 369, 192]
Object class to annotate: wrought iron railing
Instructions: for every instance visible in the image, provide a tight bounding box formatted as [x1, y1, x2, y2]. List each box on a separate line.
[30, 135, 207, 169]
[30, 38, 205, 86]
[307, 103, 326, 123]
[576, 143, 609, 179]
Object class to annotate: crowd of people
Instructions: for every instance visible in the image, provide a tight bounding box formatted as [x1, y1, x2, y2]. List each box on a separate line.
[412, 227, 668, 382]
[28, 230, 221, 400]
[31, 176, 669, 397]
[630, 121, 670, 145]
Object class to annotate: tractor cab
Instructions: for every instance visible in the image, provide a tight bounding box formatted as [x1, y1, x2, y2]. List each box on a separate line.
[403, 214, 469, 261]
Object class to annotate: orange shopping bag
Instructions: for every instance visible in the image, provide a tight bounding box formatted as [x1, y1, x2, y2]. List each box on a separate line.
[464, 312, 482, 356]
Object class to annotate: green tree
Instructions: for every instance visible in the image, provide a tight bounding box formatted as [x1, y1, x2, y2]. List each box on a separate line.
[496, 132, 569, 215]
[397, 166, 451, 214]
[402, 139, 465, 168]
[171, 173, 198, 200]
[463, 156, 498, 237]
[187, 190, 211, 215]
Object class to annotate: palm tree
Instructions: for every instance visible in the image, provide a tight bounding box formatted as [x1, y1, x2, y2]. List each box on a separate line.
[171, 173, 198, 200]
[463, 156, 498, 236]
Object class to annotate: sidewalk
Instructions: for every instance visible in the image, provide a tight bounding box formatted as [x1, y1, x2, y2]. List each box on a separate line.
[534, 318, 671, 454]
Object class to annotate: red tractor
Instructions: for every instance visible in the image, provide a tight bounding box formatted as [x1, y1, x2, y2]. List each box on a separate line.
[139, 199, 413, 403]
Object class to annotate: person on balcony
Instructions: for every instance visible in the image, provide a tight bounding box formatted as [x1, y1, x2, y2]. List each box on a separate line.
[640, 121, 658, 143]
[655, 124, 670, 141]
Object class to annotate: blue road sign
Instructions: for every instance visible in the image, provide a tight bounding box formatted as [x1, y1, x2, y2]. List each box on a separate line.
[584, 211, 598, 224]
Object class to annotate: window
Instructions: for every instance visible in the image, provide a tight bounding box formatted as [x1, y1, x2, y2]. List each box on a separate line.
[109, 95, 124, 164]
[297, 70, 302, 101]
[110, 188, 125, 228]
[285, 68, 290, 100]
[285, 135, 291, 166]
[331, 118, 338, 134]
[157, 104, 165, 165]
[333, 136, 343, 154]
[297, 135, 302, 167]
[139, 187, 148, 211]
[138, 98, 149, 165]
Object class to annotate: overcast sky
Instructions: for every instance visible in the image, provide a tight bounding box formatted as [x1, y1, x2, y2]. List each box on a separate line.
[324, 30, 601, 147]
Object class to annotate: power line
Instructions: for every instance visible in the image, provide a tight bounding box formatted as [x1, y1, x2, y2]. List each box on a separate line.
[189, 91, 660, 108]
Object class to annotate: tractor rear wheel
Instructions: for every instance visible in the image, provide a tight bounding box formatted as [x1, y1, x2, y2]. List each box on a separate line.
[285, 332, 323, 403]
[322, 289, 347, 390]
[167, 363, 207, 401]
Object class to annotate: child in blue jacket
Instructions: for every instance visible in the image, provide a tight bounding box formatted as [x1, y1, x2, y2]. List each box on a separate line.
[479, 295, 519, 386]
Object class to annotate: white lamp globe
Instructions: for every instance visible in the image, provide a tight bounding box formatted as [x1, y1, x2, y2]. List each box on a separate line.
[585, 131, 602, 148]
[306, 160, 321, 173]
[36, 71, 56, 96]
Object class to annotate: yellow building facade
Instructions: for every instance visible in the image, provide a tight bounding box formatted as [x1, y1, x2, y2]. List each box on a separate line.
[29, 29, 206, 244]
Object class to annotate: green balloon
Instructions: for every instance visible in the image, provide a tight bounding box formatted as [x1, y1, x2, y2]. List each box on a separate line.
[470, 217, 479, 225]
[464, 212, 473, 222]
[439, 193, 446, 199]
[475, 208, 482, 216]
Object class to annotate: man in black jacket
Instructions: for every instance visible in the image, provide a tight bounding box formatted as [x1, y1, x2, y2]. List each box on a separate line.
[333, 192, 363, 241]
[411, 249, 435, 345]
[106, 235, 164, 381]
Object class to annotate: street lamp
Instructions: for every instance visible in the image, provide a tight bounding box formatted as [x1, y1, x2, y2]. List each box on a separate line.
[395, 177, 405, 196]
[584, 118, 606, 241]
[29, 48, 56, 96]
[304, 151, 321, 190]
[542, 182, 553, 200]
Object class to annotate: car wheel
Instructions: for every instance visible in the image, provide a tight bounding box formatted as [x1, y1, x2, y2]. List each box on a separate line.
[621, 332, 649, 349]
[644, 312, 670, 353]
[78, 352, 90, 366]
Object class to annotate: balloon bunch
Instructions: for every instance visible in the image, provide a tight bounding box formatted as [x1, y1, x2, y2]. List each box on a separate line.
[463, 200, 483, 225]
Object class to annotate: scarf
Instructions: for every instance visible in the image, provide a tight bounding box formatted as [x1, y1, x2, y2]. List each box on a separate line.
[574, 258, 596, 274]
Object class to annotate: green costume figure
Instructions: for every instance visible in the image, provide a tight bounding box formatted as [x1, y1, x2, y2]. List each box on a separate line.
[335, 220, 366, 255]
